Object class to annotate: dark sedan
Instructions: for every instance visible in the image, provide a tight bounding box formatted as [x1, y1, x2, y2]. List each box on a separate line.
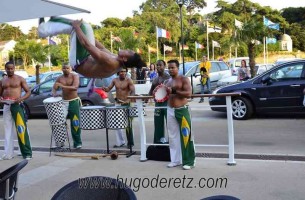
[209, 59, 305, 120]
[23, 74, 113, 118]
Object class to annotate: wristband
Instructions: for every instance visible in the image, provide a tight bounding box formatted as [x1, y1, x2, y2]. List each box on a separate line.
[171, 88, 176, 94]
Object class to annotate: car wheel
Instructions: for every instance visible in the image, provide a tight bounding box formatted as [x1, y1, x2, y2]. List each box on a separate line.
[231, 97, 253, 120]
[82, 100, 94, 107]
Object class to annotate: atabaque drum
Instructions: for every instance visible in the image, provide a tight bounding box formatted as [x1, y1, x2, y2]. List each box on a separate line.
[128, 106, 145, 117]
[43, 97, 66, 125]
[106, 106, 128, 129]
[52, 124, 67, 144]
[80, 106, 105, 130]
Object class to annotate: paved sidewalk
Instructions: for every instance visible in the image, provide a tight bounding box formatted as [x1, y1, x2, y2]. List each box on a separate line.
[0, 151, 305, 200]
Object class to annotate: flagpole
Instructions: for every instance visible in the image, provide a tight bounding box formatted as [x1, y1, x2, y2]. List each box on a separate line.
[156, 26, 159, 60]
[266, 39, 269, 64]
[110, 31, 113, 53]
[263, 37, 266, 64]
[212, 41, 214, 60]
[179, 43, 181, 63]
[206, 21, 210, 60]
[163, 44, 165, 61]
[148, 45, 151, 64]
[229, 46, 231, 59]
[195, 42, 198, 61]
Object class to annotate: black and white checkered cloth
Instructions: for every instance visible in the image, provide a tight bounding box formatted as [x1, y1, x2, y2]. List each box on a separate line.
[106, 107, 128, 129]
[80, 107, 105, 130]
[44, 101, 66, 125]
[52, 124, 67, 143]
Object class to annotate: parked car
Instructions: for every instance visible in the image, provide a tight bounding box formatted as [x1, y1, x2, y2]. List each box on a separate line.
[228, 57, 249, 75]
[26, 71, 63, 88]
[179, 61, 232, 93]
[209, 59, 305, 120]
[23, 74, 113, 118]
[274, 58, 302, 66]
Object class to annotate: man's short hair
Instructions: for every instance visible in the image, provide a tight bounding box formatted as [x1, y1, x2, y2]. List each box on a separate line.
[5, 61, 14, 68]
[167, 59, 179, 67]
[124, 53, 146, 69]
[156, 60, 166, 66]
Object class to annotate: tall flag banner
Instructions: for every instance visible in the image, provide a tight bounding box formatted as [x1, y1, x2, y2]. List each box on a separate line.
[111, 35, 122, 42]
[179, 44, 189, 50]
[207, 26, 222, 33]
[156, 27, 170, 39]
[234, 19, 243, 29]
[212, 40, 220, 48]
[195, 42, 204, 49]
[163, 44, 173, 52]
[148, 45, 157, 53]
[263, 16, 280, 30]
[266, 37, 277, 44]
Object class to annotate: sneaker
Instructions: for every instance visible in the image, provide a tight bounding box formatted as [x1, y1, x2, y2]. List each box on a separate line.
[167, 163, 181, 168]
[25, 156, 32, 160]
[0, 155, 14, 160]
[75, 145, 82, 149]
[182, 165, 195, 170]
[198, 99, 204, 103]
[113, 143, 125, 148]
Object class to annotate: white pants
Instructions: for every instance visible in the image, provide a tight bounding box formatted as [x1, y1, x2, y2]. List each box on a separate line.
[3, 105, 17, 157]
[115, 129, 125, 146]
[167, 107, 182, 165]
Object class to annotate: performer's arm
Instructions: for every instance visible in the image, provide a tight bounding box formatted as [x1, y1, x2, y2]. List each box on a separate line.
[95, 40, 112, 54]
[129, 79, 135, 96]
[173, 77, 192, 98]
[18, 78, 31, 103]
[103, 79, 115, 92]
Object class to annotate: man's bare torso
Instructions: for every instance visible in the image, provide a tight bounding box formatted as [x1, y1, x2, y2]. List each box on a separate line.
[1, 75, 24, 100]
[166, 76, 188, 108]
[57, 74, 78, 100]
[113, 77, 132, 102]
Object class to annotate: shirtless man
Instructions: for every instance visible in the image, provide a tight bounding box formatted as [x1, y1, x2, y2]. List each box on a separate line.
[0, 62, 32, 160]
[163, 59, 195, 170]
[52, 64, 82, 149]
[103, 68, 135, 148]
[38, 17, 146, 78]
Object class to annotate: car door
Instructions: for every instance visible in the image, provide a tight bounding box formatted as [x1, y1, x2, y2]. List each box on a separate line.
[252, 62, 305, 112]
[188, 63, 201, 94]
[209, 62, 221, 90]
[28, 79, 57, 114]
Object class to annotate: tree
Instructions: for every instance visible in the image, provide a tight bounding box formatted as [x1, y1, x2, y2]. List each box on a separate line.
[0, 24, 25, 41]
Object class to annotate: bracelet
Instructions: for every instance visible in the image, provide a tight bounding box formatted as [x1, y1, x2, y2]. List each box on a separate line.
[171, 88, 176, 94]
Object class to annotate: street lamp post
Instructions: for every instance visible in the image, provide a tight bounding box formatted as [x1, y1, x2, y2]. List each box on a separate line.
[176, 0, 185, 75]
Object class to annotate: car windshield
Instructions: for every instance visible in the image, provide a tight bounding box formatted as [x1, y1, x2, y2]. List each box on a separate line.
[178, 61, 200, 76]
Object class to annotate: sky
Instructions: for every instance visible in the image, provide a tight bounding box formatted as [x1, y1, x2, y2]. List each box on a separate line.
[7, 0, 305, 34]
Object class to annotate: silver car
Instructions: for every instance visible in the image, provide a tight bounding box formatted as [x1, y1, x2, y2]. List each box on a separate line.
[179, 61, 232, 93]
[23, 74, 113, 118]
[26, 71, 63, 88]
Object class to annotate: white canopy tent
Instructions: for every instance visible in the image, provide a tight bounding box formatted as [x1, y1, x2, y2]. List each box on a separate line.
[0, 0, 90, 23]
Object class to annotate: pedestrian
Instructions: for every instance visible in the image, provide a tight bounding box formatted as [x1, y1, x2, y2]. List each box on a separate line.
[136, 67, 147, 84]
[237, 59, 251, 82]
[163, 59, 195, 170]
[102, 68, 135, 148]
[52, 64, 82, 149]
[0, 61, 32, 160]
[148, 60, 171, 144]
[199, 55, 211, 103]
[147, 63, 157, 82]
[38, 17, 146, 78]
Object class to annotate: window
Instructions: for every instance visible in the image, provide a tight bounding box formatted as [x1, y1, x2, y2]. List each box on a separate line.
[210, 63, 220, 73]
[269, 64, 303, 81]
[218, 62, 229, 71]
[79, 77, 90, 87]
[39, 79, 55, 93]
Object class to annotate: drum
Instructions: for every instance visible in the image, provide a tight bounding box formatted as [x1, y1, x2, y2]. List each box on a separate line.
[52, 124, 67, 143]
[153, 84, 169, 103]
[128, 106, 145, 117]
[43, 97, 66, 125]
[106, 106, 128, 129]
[80, 106, 105, 130]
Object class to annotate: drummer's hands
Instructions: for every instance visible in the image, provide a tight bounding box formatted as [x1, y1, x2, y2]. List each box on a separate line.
[71, 19, 82, 28]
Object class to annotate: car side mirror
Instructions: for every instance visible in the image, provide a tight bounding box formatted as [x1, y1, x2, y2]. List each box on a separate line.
[261, 76, 271, 84]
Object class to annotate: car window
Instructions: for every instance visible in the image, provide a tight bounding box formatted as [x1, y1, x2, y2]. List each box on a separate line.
[269, 63, 303, 81]
[210, 63, 220, 73]
[79, 77, 90, 87]
[185, 64, 198, 77]
[218, 62, 229, 71]
[45, 74, 52, 81]
[39, 79, 55, 93]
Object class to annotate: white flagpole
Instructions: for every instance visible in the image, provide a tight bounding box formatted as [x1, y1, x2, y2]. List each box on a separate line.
[163, 44, 165, 61]
[266, 39, 269, 64]
[110, 31, 113, 53]
[206, 21, 209, 60]
[235, 45, 237, 58]
[179, 43, 182, 63]
[263, 37, 266, 64]
[156, 26, 159, 60]
[212, 41, 215, 60]
[148, 45, 151, 64]
[195, 42, 198, 61]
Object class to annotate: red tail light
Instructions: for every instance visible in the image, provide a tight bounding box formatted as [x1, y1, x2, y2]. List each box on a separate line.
[94, 88, 108, 99]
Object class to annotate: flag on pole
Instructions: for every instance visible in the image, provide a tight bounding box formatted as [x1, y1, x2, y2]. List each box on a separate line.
[179, 44, 189, 50]
[111, 35, 122, 42]
[163, 44, 173, 52]
[263, 16, 280, 30]
[195, 42, 204, 49]
[148, 45, 157, 53]
[207, 26, 222, 33]
[234, 19, 243, 29]
[212, 40, 220, 48]
[266, 37, 277, 44]
[156, 27, 170, 38]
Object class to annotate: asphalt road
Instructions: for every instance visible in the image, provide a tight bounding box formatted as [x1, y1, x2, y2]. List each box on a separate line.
[1, 100, 305, 159]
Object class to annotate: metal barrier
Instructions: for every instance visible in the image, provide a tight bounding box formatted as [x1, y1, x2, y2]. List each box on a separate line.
[128, 93, 240, 165]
